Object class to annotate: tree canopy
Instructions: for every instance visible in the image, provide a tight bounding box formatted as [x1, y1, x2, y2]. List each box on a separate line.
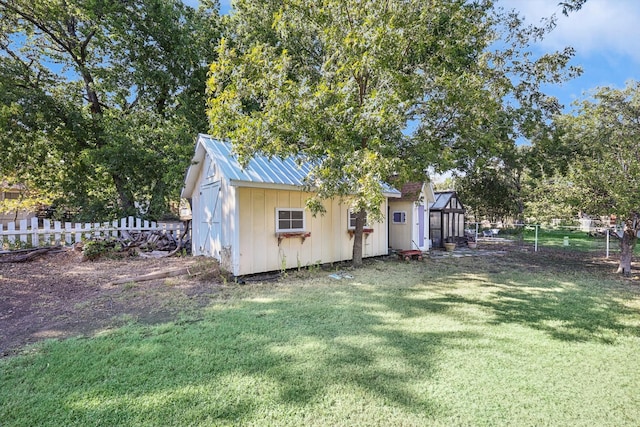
[556, 80, 640, 274]
[0, 0, 221, 220]
[207, 0, 580, 265]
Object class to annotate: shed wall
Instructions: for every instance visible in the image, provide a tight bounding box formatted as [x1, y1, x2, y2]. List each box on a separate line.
[235, 187, 389, 276]
[388, 200, 414, 251]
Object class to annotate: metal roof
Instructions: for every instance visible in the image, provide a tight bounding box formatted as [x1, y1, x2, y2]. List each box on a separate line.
[182, 134, 401, 197]
[202, 135, 313, 187]
[430, 191, 455, 210]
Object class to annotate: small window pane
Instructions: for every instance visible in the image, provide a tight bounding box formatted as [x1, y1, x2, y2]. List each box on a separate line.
[393, 212, 406, 224]
[276, 208, 305, 232]
[279, 211, 291, 220]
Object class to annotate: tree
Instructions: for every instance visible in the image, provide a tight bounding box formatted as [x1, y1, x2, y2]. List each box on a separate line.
[207, 0, 579, 267]
[556, 81, 640, 275]
[0, 0, 220, 220]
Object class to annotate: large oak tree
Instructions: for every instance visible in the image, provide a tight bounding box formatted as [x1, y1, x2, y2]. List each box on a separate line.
[0, 0, 220, 220]
[207, 0, 580, 266]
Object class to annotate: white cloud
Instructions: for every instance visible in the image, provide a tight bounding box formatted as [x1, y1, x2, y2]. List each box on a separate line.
[499, 0, 640, 63]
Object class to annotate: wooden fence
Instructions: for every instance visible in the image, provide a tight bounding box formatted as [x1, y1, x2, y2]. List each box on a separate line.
[0, 217, 187, 249]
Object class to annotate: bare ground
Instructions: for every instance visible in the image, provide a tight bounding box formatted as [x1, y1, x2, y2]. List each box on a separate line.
[1, 241, 638, 358]
[0, 249, 221, 357]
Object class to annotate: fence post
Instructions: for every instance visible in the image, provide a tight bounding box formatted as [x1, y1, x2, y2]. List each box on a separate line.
[606, 229, 610, 258]
[54, 221, 62, 245]
[43, 219, 51, 246]
[30, 217, 39, 247]
[73, 222, 82, 244]
[19, 219, 28, 246]
[7, 221, 16, 246]
[534, 225, 539, 252]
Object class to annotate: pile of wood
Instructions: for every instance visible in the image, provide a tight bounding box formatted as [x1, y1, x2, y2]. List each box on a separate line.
[119, 229, 188, 253]
[82, 225, 191, 259]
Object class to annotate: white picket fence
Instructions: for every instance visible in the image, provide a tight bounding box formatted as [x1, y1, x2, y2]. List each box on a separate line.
[0, 216, 187, 248]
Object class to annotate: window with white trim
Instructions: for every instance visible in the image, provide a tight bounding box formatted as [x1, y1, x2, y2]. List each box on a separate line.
[348, 209, 369, 229]
[276, 208, 306, 232]
[392, 211, 407, 224]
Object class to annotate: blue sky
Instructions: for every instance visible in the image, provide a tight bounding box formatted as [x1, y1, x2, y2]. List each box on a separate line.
[500, 0, 640, 111]
[185, 0, 639, 111]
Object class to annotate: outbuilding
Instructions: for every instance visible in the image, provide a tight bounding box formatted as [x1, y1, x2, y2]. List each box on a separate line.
[388, 182, 436, 252]
[181, 134, 401, 276]
[429, 191, 466, 248]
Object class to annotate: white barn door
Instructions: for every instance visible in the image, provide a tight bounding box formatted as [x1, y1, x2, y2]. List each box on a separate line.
[199, 181, 221, 258]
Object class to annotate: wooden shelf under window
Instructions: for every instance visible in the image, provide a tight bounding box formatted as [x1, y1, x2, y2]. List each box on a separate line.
[348, 228, 374, 239]
[276, 231, 311, 245]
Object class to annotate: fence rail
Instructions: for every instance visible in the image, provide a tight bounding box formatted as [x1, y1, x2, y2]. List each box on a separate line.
[0, 217, 186, 249]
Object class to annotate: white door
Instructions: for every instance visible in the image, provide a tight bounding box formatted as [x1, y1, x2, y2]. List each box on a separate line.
[198, 182, 221, 257]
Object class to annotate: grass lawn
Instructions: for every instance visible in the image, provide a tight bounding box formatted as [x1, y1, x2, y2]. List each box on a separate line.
[519, 227, 640, 255]
[2, 252, 640, 426]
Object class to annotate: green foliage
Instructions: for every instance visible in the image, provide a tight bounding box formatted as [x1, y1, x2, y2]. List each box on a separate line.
[82, 238, 123, 261]
[207, 0, 579, 265]
[523, 174, 582, 223]
[557, 81, 640, 219]
[555, 81, 640, 272]
[0, 0, 221, 220]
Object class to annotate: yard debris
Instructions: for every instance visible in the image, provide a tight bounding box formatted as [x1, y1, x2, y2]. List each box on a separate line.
[329, 272, 354, 280]
[0, 245, 64, 263]
[82, 220, 191, 260]
[107, 267, 192, 286]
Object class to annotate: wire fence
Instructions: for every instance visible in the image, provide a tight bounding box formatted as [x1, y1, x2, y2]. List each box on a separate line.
[465, 221, 627, 259]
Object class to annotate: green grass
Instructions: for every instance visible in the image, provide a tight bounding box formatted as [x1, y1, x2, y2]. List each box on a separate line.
[519, 227, 640, 255]
[2, 256, 640, 426]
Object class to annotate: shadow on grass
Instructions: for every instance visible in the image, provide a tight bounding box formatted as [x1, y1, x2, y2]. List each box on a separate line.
[4, 257, 640, 426]
[427, 267, 640, 344]
[1, 283, 469, 426]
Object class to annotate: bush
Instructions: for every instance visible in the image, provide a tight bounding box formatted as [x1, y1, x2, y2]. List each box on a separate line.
[82, 238, 123, 260]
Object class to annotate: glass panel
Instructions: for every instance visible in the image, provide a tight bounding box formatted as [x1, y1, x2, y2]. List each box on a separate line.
[279, 210, 291, 220]
[291, 220, 303, 229]
[393, 212, 405, 223]
[279, 220, 290, 230]
[292, 211, 303, 220]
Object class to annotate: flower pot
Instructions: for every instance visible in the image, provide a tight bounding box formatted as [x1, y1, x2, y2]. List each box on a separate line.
[444, 242, 456, 252]
[467, 241, 477, 249]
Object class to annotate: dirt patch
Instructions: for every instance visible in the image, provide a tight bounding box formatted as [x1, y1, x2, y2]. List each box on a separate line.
[0, 249, 221, 357]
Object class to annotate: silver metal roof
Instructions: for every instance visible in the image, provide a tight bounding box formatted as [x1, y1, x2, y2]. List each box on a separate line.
[430, 191, 455, 210]
[182, 134, 400, 198]
[202, 135, 313, 186]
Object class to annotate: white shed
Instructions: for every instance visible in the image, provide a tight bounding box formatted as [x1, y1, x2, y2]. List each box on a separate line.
[181, 134, 401, 276]
[388, 182, 436, 252]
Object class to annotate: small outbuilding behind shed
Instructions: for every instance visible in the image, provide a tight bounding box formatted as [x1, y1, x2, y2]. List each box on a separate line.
[429, 191, 466, 249]
[388, 181, 435, 252]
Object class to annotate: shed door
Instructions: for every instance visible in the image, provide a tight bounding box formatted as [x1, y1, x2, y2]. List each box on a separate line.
[199, 181, 221, 258]
[418, 204, 425, 250]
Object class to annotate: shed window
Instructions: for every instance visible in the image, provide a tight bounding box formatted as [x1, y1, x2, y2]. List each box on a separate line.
[392, 211, 407, 224]
[276, 208, 306, 232]
[3, 191, 20, 200]
[348, 209, 369, 229]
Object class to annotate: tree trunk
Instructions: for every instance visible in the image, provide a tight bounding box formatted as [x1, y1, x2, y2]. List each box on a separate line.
[112, 174, 136, 215]
[616, 225, 637, 276]
[351, 209, 366, 268]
